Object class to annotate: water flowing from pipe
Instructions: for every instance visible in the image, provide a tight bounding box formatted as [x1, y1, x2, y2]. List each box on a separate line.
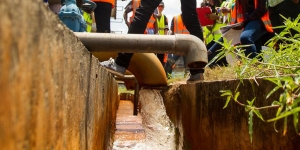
[139, 89, 176, 150]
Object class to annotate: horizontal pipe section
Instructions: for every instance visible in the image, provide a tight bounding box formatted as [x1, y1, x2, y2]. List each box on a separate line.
[75, 33, 208, 68]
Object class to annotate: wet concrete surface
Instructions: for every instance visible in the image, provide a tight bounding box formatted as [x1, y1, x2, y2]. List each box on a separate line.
[113, 100, 146, 149]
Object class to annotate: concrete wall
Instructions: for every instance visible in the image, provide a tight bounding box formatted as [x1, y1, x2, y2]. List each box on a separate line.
[162, 79, 300, 149]
[0, 0, 118, 149]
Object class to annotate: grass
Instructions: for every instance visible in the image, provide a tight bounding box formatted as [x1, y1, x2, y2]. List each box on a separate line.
[167, 65, 238, 85]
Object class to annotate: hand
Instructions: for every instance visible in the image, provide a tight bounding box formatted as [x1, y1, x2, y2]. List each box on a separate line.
[221, 7, 230, 13]
[232, 22, 244, 30]
[206, 13, 219, 21]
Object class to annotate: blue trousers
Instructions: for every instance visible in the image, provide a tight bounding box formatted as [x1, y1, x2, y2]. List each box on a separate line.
[209, 19, 267, 61]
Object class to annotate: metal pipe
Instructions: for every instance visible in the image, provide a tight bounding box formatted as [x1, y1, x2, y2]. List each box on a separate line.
[75, 32, 208, 69]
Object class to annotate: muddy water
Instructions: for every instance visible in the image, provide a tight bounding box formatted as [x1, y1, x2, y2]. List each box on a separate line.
[113, 101, 146, 150]
[113, 89, 176, 150]
[139, 89, 176, 150]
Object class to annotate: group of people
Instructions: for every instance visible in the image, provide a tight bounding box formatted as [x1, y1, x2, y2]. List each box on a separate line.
[99, 0, 300, 83]
[204, 0, 300, 68]
[46, 0, 300, 83]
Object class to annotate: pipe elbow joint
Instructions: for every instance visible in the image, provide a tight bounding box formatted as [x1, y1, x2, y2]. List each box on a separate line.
[175, 34, 208, 69]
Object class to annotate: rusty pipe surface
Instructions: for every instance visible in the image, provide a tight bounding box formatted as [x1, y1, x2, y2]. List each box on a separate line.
[75, 32, 208, 68]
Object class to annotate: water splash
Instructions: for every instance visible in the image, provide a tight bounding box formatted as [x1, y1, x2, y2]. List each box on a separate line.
[139, 89, 175, 150]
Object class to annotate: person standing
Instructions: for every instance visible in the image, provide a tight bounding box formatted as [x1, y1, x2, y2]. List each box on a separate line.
[164, 14, 189, 79]
[123, 0, 157, 34]
[154, 2, 169, 67]
[208, 0, 273, 60]
[155, 2, 169, 35]
[100, 0, 205, 83]
[204, 0, 234, 67]
[92, 0, 115, 33]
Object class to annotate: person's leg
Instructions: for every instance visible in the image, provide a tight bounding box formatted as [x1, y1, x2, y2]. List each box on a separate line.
[94, 2, 112, 33]
[180, 0, 204, 41]
[180, 0, 205, 80]
[269, 3, 284, 34]
[165, 54, 182, 76]
[164, 54, 174, 77]
[207, 38, 228, 68]
[240, 20, 267, 58]
[269, 0, 300, 34]
[115, 0, 162, 68]
[157, 54, 165, 66]
[206, 40, 215, 50]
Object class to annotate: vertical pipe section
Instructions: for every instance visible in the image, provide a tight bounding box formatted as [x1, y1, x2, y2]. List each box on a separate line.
[74, 33, 208, 69]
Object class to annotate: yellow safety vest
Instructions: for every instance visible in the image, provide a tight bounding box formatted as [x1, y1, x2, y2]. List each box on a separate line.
[83, 11, 93, 32]
[204, 1, 233, 44]
[156, 15, 166, 35]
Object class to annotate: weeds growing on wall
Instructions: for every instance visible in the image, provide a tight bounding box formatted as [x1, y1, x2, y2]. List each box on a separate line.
[209, 16, 300, 142]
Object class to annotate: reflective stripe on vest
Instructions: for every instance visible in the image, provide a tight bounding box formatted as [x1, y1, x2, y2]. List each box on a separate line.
[156, 15, 166, 35]
[146, 14, 156, 30]
[130, 0, 140, 22]
[174, 15, 189, 34]
[230, 0, 273, 32]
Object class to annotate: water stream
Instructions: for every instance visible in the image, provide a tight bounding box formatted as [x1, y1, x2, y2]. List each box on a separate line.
[113, 89, 176, 150]
[139, 89, 176, 150]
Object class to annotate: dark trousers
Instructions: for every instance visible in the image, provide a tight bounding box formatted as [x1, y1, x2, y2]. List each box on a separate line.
[156, 54, 166, 67]
[269, 0, 300, 34]
[165, 54, 186, 76]
[94, 2, 112, 33]
[207, 40, 228, 68]
[115, 0, 204, 75]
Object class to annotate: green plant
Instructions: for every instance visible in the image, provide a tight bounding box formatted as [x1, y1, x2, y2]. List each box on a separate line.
[211, 16, 300, 142]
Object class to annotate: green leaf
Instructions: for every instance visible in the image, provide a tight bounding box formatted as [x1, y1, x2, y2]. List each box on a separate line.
[273, 121, 279, 133]
[271, 101, 281, 106]
[281, 76, 294, 83]
[268, 107, 300, 122]
[266, 86, 281, 99]
[240, 62, 249, 75]
[223, 96, 231, 109]
[265, 78, 282, 87]
[283, 116, 287, 136]
[294, 76, 300, 85]
[233, 92, 240, 102]
[247, 97, 256, 106]
[248, 110, 253, 143]
[253, 109, 264, 121]
[220, 90, 232, 97]
[293, 112, 299, 134]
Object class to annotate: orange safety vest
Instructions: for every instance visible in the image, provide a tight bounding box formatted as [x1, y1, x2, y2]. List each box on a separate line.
[230, 0, 273, 33]
[173, 15, 190, 34]
[147, 15, 156, 29]
[130, 0, 141, 23]
[92, 0, 115, 7]
[145, 14, 156, 32]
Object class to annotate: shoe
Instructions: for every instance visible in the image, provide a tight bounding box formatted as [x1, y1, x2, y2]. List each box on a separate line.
[186, 73, 204, 84]
[99, 58, 126, 77]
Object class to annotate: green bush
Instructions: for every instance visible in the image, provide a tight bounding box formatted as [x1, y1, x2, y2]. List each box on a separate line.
[210, 16, 300, 142]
